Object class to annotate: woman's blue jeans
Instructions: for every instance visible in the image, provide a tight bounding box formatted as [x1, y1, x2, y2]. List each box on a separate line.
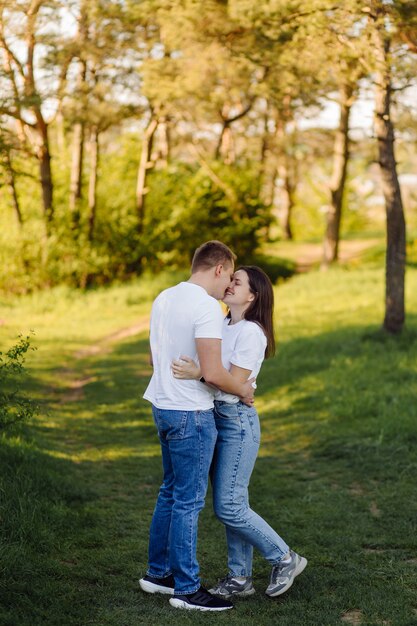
[212, 400, 289, 577]
[147, 405, 217, 594]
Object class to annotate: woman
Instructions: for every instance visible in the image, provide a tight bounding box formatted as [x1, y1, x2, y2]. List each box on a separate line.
[172, 266, 307, 599]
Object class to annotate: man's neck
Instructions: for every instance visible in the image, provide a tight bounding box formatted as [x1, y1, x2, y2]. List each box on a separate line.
[188, 273, 212, 296]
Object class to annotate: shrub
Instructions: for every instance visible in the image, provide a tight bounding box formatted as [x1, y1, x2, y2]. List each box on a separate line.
[0, 335, 38, 430]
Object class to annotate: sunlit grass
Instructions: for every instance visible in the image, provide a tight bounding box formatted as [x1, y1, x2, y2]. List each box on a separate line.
[1, 258, 417, 625]
[0, 269, 187, 356]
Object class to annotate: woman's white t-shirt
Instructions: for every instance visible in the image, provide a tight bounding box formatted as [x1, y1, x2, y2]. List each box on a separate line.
[214, 317, 267, 404]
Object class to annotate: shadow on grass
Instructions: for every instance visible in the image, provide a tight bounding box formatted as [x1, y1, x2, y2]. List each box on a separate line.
[2, 317, 417, 625]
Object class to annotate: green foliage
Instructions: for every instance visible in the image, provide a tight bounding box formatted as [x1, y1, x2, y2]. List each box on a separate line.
[0, 136, 273, 291]
[0, 0, 416, 298]
[141, 163, 271, 269]
[0, 335, 38, 430]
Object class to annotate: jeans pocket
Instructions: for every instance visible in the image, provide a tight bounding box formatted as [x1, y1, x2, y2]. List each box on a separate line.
[194, 409, 215, 433]
[153, 408, 189, 440]
[214, 402, 240, 421]
[168, 411, 188, 440]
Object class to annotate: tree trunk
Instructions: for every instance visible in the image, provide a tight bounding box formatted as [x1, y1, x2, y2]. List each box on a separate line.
[278, 158, 295, 240]
[37, 123, 53, 229]
[215, 103, 252, 164]
[275, 110, 296, 241]
[69, 121, 85, 216]
[25, 7, 54, 230]
[4, 150, 23, 226]
[257, 110, 275, 241]
[154, 116, 170, 167]
[69, 59, 87, 216]
[373, 18, 406, 333]
[88, 126, 99, 242]
[322, 83, 354, 266]
[263, 167, 276, 208]
[56, 111, 66, 154]
[216, 123, 235, 164]
[136, 117, 158, 234]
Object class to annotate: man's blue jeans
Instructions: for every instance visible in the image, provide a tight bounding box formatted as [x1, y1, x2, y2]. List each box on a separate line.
[147, 405, 217, 594]
[212, 400, 289, 576]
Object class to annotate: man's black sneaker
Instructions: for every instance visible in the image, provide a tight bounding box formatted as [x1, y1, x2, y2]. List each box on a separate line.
[169, 586, 234, 611]
[139, 573, 175, 595]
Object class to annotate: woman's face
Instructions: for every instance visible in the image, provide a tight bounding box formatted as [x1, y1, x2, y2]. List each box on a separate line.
[222, 269, 254, 309]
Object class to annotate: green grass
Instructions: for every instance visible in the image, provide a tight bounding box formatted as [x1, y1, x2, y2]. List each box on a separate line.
[1, 262, 417, 626]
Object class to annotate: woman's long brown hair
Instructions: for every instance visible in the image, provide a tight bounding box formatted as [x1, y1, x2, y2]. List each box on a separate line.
[231, 265, 276, 358]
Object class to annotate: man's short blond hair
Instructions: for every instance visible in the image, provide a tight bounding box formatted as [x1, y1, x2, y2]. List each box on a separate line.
[191, 240, 236, 273]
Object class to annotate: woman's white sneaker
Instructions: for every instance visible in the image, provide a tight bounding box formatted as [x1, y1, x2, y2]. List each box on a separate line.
[209, 575, 255, 598]
[266, 550, 307, 597]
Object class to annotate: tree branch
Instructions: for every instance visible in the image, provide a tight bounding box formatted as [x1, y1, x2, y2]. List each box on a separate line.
[0, 17, 26, 80]
[221, 100, 254, 125]
[0, 106, 36, 128]
[187, 142, 239, 210]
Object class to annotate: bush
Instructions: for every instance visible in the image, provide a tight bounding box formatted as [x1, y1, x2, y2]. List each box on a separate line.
[1, 136, 273, 291]
[0, 335, 38, 430]
[141, 162, 271, 269]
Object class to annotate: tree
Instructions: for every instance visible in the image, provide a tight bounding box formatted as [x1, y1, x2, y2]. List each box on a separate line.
[0, 124, 23, 226]
[369, 1, 406, 333]
[136, 114, 158, 234]
[68, 6, 88, 218]
[296, 0, 414, 330]
[322, 81, 356, 265]
[61, 0, 144, 240]
[0, 0, 72, 232]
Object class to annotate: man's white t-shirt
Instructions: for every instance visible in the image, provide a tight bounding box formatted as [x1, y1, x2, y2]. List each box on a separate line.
[143, 282, 223, 410]
[214, 318, 267, 404]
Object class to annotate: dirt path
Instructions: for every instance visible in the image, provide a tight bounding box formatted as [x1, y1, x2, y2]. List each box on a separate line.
[57, 316, 150, 403]
[269, 238, 381, 272]
[74, 318, 149, 358]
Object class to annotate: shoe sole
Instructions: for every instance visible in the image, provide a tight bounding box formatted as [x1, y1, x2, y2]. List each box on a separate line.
[208, 587, 256, 599]
[266, 557, 308, 597]
[139, 578, 175, 595]
[169, 598, 233, 611]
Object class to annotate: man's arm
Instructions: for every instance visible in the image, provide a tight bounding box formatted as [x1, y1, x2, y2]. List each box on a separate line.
[196, 338, 254, 401]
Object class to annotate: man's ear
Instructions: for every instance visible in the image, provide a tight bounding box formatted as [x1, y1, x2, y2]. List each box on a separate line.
[214, 264, 223, 277]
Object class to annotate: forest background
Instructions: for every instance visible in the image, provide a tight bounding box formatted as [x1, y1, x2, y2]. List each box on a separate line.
[1, 0, 417, 332]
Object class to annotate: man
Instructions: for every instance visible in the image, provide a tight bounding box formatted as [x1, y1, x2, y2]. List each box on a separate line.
[139, 241, 255, 612]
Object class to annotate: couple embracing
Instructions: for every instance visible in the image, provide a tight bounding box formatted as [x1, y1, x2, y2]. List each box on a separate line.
[139, 240, 307, 612]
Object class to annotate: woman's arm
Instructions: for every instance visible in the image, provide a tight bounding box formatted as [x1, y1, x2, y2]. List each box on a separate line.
[172, 357, 252, 387]
[172, 342, 255, 405]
